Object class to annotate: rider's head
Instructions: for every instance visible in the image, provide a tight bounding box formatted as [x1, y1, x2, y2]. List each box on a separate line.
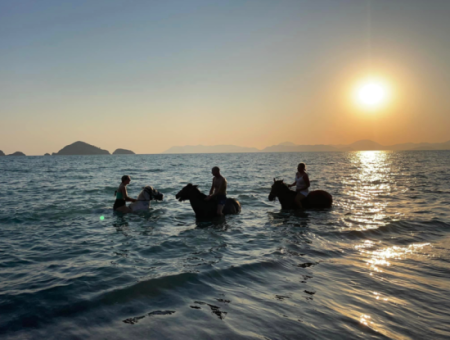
[212, 166, 220, 176]
[297, 163, 306, 172]
[121, 175, 131, 184]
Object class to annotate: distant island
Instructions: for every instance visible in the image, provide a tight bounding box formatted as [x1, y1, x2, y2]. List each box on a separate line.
[163, 139, 450, 154]
[113, 148, 135, 155]
[164, 145, 260, 154]
[2, 138, 449, 156]
[53, 141, 110, 156]
[7, 151, 26, 156]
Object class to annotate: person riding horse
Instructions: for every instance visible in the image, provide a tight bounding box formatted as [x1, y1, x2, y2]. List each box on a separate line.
[288, 163, 310, 209]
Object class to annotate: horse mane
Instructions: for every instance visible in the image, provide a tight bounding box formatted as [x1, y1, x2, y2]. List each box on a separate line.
[137, 188, 148, 201]
[137, 186, 154, 201]
[275, 180, 291, 192]
[189, 184, 207, 199]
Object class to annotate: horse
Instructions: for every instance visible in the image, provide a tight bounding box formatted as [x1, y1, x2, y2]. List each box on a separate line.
[128, 186, 164, 212]
[268, 179, 332, 209]
[175, 183, 241, 217]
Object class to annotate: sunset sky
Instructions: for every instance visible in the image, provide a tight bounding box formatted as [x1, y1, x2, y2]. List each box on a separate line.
[1, 0, 449, 155]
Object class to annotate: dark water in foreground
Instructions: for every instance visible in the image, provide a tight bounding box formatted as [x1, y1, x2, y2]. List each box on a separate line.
[0, 151, 449, 339]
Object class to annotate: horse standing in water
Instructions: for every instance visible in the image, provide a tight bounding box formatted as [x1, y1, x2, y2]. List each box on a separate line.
[127, 186, 164, 212]
[176, 184, 241, 217]
[269, 179, 332, 209]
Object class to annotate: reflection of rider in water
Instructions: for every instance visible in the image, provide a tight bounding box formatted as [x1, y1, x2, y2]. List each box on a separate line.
[288, 163, 310, 209]
[113, 175, 137, 213]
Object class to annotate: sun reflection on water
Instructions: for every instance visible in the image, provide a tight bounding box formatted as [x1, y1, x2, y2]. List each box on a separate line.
[340, 151, 400, 231]
[355, 240, 431, 274]
[355, 240, 433, 332]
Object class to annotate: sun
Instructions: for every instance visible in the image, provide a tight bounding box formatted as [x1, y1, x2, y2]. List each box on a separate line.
[354, 78, 390, 110]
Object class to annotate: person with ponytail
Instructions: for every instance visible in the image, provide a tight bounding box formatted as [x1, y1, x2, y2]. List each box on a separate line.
[288, 163, 310, 209]
[113, 175, 137, 213]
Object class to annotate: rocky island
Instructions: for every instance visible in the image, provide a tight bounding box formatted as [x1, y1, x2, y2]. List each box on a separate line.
[52, 141, 110, 156]
[113, 148, 135, 155]
[7, 152, 26, 156]
[0, 150, 4, 156]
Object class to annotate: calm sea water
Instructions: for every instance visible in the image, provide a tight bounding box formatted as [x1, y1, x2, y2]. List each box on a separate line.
[0, 151, 449, 339]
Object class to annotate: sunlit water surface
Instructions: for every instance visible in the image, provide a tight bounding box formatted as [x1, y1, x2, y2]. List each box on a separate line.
[0, 151, 449, 339]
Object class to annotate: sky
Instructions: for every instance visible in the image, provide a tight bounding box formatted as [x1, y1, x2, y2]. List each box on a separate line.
[1, 0, 449, 155]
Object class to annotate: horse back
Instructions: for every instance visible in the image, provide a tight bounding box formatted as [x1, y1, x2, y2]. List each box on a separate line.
[224, 198, 241, 214]
[305, 190, 333, 208]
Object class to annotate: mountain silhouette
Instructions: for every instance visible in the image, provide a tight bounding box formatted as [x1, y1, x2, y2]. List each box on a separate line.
[113, 148, 135, 155]
[53, 141, 110, 155]
[7, 151, 26, 156]
[164, 145, 259, 154]
[347, 140, 385, 151]
[262, 144, 339, 152]
[0, 150, 4, 156]
[164, 139, 450, 154]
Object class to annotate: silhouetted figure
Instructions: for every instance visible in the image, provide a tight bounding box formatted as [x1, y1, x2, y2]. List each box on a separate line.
[176, 184, 241, 217]
[269, 179, 332, 209]
[114, 175, 137, 213]
[205, 166, 227, 216]
[288, 163, 310, 208]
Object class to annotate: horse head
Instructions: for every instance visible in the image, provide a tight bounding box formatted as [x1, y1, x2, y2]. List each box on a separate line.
[176, 183, 199, 202]
[140, 186, 164, 201]
[268, 178, 286, 201]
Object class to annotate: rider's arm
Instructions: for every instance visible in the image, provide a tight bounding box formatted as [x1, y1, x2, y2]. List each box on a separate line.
[122, 187, 137, 202]
[209, 179, 215, 196]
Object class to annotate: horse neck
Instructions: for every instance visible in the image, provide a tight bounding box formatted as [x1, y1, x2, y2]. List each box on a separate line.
[137, 190, 153, 203]
[137, 191, 147, 201]
[277, 186, 295, 206]
[188, 189, 207, 208]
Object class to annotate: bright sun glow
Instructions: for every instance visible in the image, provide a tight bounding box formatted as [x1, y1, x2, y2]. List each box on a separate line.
[354, 78, 390, 110]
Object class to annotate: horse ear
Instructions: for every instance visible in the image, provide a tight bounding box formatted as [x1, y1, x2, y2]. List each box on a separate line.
[273, 178, 276, 182]
[281, 179, 284, 183]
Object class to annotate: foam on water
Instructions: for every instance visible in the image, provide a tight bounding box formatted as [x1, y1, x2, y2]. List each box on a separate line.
[0, 151, 449, 339]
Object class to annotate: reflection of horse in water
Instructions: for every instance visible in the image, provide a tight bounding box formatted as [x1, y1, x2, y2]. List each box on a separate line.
[269, 179, 332, 209]
[128, 186, 164, 212]
[176, 184, 241, 217]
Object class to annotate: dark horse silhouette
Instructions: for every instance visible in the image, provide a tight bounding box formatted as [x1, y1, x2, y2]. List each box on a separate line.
[268, 179, 332, 209]
[176, 184, 241, 217]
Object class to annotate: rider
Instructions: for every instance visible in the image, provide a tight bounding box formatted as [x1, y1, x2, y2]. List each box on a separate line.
[206, 166, 227, 216]
[113, 175, 137, 213]
[288, 163, 310, 208]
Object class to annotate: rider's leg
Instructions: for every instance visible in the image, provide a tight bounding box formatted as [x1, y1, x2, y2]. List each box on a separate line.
[217, 204, 225, 216]
[295, 192, 305, 209]
[115, 205, 131, 213]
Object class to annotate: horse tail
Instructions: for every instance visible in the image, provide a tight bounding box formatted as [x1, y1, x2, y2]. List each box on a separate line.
[229, 199, 241, 213]
[234, 200, 242, 213]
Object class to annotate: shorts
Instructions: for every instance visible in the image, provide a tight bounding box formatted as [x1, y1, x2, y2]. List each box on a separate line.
[216, 194, 227, 206]
[113, 199, 126, 210]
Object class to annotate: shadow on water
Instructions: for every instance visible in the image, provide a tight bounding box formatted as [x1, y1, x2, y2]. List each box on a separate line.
[268, 210, 310, 228]
[195, 216, 229, 230]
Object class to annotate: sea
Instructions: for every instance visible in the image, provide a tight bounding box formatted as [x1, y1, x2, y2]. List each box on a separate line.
[0, 151, 449, 340]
